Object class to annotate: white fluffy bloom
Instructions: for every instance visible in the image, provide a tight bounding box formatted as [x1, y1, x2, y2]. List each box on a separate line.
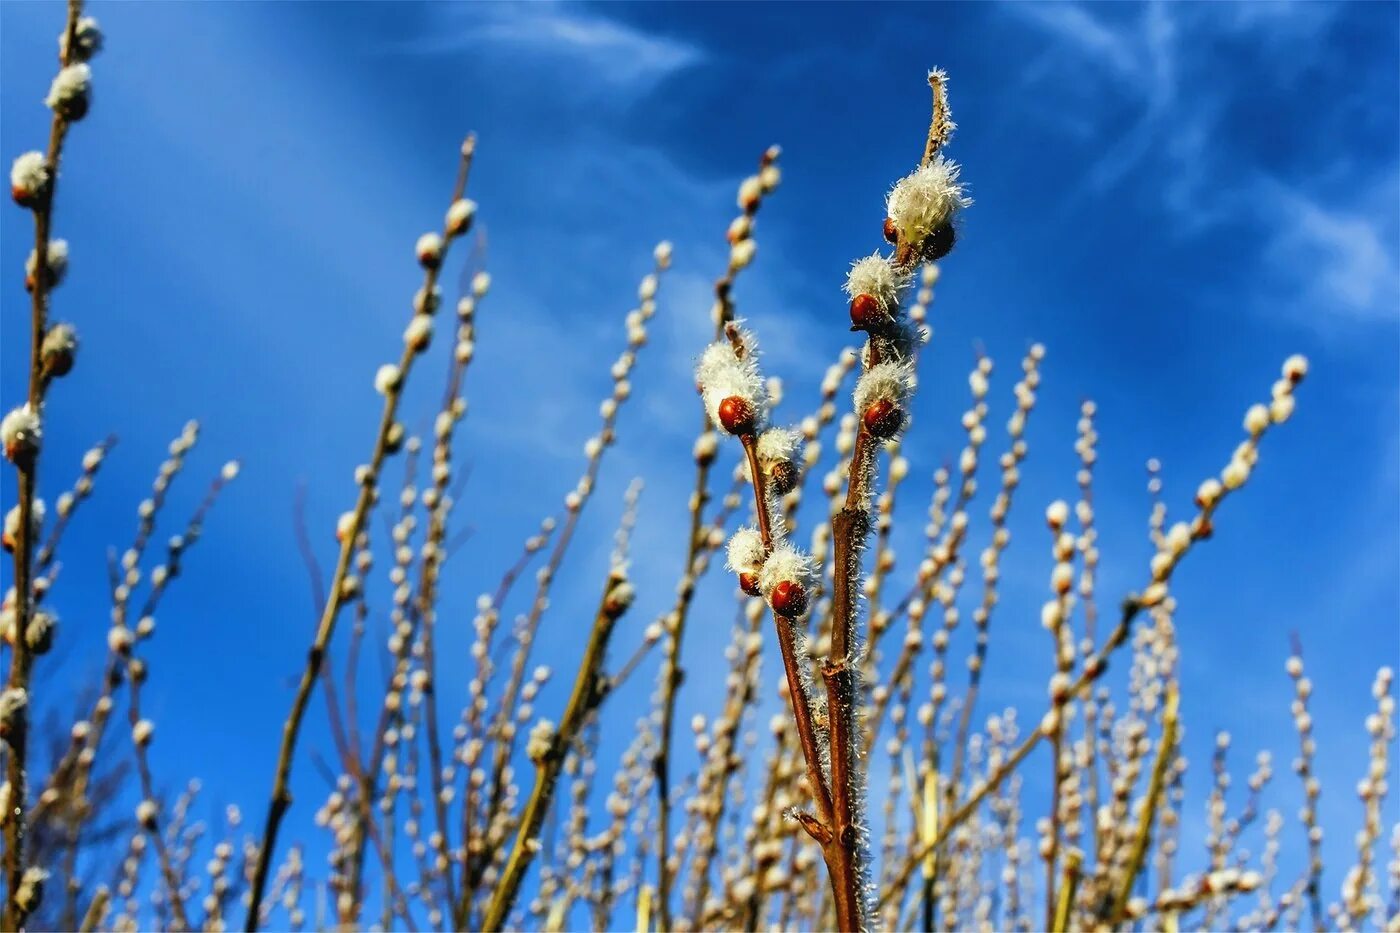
[755, 426, 801, 467]
[692, 433, 718, 463]
[853, 361, 916, 415]
[1222, 457, 1251, 490]
[1283, 354, 1309, 382]
[737, 175, 762, 208]
[0, 689, 27, 729]
[404, 315, 433, 352]
[25, 239, 69, 287]
[221, 460, 240, 482]
[730, 238, 757, 269]
[10, 152, 48, 202]
[136, 799, 158, 827]
[653, 240, 673, 268]
[756, 541, 816, 600]
[526, 718, 556, 762]
[374, 363, 401, 395]
[107, 625, 133, 654]
[45, 64, 92, 117]
[725, 527, 765, 576]
[40, 322, 78, 374]
[415, 232, 444, 266]
[62, 17, 104, 62]
[886, 156, 969, 245]
[696, 339, 766, 430]
[1, 405, 41, 461]
[1244, 403, 1270, 435]
[132, 718, 154, 746]
[445, 198, 476, 236]
[844, 253, 907, 309]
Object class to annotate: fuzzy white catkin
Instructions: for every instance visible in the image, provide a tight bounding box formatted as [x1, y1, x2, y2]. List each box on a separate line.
[854, 361, 916, 415]
[10, 153, 48, 199]
[696, 339, 766, 429]
[404, 315, 433, 351]
[756, 541, 815, 600]
[1, 405, 41, 458]
[726, 528, 764, 576]
[755, 427, 800, 466]
[25, 239, 69, 284]
[730, 238, 757, 269]
[374, 364, 401, 395]
[62, 16, 104, 62]
[845, 253, 906, 308]
[41, 322, 77, 361]
[45, 64, 91, 112]
[132, 719, 154, 746]
[416, 232, 443, 262]
[737, 176, 762, 208]
[886, 156, 970, 245]
[445, 198, 476, 234]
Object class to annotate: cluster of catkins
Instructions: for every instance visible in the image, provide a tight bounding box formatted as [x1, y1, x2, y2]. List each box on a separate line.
[696, 332, 811, 620]
[698, 100, 970, 639]
[2, 15, 104, 486]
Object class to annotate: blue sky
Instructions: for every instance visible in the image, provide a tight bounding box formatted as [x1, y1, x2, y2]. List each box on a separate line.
[2, 0, 1397, 925]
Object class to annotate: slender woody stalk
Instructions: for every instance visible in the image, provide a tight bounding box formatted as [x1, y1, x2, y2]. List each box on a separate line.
[4, 5, 84, 926]
[653, 145, 779, 930]
[818, 71, 958, 929]
[482, 570, 634, 930]
[244, 139, 477, 930]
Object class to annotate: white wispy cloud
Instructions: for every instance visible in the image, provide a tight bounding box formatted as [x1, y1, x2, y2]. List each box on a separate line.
[391, 2, 701, 95]
[1255, 174, 1400, 328]
[1004, 1, 1399, 331]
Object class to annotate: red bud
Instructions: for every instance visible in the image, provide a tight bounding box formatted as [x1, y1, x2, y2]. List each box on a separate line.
[717, 396, 756, 435]
[770, 580, 808, 618]
[862, 399, 903, 438]
[849, 293, 884, 330]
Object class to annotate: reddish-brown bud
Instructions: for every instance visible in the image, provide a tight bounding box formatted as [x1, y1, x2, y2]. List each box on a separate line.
[11, 186, 38, 209]
[770, 580, 808, 618]
[883, 217, 899, 244]
[849, 293, 884, 330]
[717, 396, 756, 435]
[862, 399, 903, 438]
[738, 572, 761, 597]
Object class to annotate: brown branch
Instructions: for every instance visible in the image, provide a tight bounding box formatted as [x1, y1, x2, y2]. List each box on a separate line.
[653, 144, 778, 930]
[244, 136, 476, 931]
[481, 572, 633, 930]
[1106, 685, 1180, 928]
[3, 5, 84, 925]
